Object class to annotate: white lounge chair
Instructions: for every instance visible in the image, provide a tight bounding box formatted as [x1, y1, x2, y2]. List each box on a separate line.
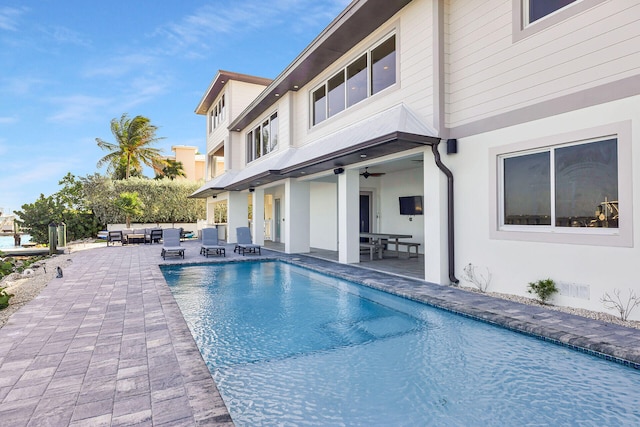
[235, 226, 261, 255]
[200, 227, 225, 257]
[161, 228, 185, 260]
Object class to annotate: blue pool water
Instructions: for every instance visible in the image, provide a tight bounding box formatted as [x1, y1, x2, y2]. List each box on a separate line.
[163, 261, 640, 426]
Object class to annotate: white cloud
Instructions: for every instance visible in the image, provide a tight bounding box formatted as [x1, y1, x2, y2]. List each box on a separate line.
[46, 95, 111, 124]
[45, 25, 91, 47]
[154, 0, 350, 56]
[0, 6, 27, 32]
[0, 116, 17, 124]
[83, 53, 158, 78]
[0, 76, 48, 96]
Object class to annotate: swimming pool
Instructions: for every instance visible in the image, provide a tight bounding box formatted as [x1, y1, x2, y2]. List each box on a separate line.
[163, 261, 640, 426]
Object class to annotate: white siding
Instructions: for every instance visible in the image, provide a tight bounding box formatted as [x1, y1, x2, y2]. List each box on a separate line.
[446, 0, 640, 127]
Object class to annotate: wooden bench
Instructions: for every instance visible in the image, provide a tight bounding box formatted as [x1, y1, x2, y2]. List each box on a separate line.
[393, 242, 420, 258]
[360, 242, 382, 260]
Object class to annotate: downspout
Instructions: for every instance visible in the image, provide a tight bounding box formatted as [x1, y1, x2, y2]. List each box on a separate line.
[431, 141, 459, 284]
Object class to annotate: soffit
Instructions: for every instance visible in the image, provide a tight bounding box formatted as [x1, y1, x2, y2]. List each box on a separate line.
[228, 0, 412, 131]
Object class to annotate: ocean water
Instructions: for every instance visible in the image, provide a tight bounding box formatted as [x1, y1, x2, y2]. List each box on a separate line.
[164, 261, 640, 426]
[0, 234, 31, 249]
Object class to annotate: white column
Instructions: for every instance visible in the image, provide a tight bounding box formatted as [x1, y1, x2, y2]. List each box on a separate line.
[284, 179, 310, 253]
[338, 169, 360, 264]
[251, 189, 265, 246]
[424, 147, 449, 284]
[227, 191, 248, 244]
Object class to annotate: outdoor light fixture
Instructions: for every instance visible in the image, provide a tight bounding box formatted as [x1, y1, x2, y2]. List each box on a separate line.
[333, 167, 345, 175]
[447, 138, 458, 154]
[249, 188, 255, 193]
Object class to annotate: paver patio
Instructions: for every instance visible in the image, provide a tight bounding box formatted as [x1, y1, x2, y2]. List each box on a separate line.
[0, 239, 639, 426]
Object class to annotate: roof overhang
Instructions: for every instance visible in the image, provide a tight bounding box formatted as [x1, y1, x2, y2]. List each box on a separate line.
[195, 70, 273, 115]
[226, 131, 439, 191]
[228, 0, 413, 131]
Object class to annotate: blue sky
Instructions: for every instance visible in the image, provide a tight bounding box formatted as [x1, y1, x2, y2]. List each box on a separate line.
[0, 0, 349, 215]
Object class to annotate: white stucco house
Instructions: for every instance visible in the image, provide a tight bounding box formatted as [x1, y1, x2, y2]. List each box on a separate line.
[191, 0, 640, 320]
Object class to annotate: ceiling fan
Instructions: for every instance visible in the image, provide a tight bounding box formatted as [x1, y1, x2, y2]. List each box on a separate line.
[360, 167, 385, 179]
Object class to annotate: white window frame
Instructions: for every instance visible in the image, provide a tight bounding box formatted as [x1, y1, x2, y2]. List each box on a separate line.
[310, 32, 397, 127]
[246, 111, 278, 164]
[512, 0, 606, 43]
[489, 121, 632, 247]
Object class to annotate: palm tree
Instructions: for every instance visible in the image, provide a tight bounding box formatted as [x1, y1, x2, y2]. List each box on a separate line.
[154, 159, 186, 180]
[96, 114, 165, 179]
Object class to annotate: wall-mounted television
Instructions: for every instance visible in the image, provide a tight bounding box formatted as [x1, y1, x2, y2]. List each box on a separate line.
[399, 196, 423, 215]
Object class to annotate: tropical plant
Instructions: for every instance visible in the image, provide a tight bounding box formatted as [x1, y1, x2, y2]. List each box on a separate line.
[83, 175, 205, 225]
[527, 278, 558, 304]
[95, 113, 165, 179]
[15, 174, 102, 244]
[155, 159, 186, 180]
[0, 286, 14, 309]
[114, 192, 144, 228]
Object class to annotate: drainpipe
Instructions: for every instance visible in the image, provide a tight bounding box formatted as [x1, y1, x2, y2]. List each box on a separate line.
[431, 141, 459, 284]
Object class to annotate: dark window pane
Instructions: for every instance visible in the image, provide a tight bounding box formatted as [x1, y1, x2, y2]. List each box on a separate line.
[347, 54, 368, 107]
[555, 139, 618, 228]
[262, 120, 269, 155]
[253, 126, 261, 159]
[313, 86, 326, 125]
[328, 72, 345, 117]
[529, 0, 577, 23]
[270, 113, 278, 151]
[371, 35, 396, 95]
[246, 132, 253, 163]
[504, 152, 551, 225]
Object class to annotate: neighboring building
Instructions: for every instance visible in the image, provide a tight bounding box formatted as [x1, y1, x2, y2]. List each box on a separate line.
[192, 0, 640, 320]
[156, 145, 206, 181]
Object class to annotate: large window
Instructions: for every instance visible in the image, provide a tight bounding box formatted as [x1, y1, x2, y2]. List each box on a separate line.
[246, 112, 278, 163]
[312, 33, 396, 126]
[500, 138, 618, 229]
[209, 94, 226, 133]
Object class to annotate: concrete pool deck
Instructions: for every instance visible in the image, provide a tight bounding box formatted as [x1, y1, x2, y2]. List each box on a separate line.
[0, 240, 639, 425]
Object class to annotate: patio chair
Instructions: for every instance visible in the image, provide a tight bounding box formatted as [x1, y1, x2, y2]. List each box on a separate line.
[161, 228, 185, 260]
[146, 228, 163, 244]
[200, 227, 226, 257]
[235, 226, 261, 255]
[107, 230, 124, 246]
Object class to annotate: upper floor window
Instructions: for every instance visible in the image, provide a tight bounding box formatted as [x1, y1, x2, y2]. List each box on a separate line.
[500, 137, 618, 230]
[312, 33, 396, 126]
[246, 112, 278, 163]
[209, 94, 226, 133]
[525, 0, 577, 25]
[513, 0, 604, 42]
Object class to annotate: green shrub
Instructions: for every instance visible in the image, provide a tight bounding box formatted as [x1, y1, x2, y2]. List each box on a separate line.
[527, 278, 558, 304]
[0, 287, 13, 309]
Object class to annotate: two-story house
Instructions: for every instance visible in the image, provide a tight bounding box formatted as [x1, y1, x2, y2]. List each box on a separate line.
[192, 0, 640, 320]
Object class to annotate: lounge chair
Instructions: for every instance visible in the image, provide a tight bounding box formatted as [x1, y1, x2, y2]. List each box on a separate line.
[235, 226, 261, 255]
[107, 230, 124, 246]
[161, 228, 185, 260]
[200, 227, 225, 257]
